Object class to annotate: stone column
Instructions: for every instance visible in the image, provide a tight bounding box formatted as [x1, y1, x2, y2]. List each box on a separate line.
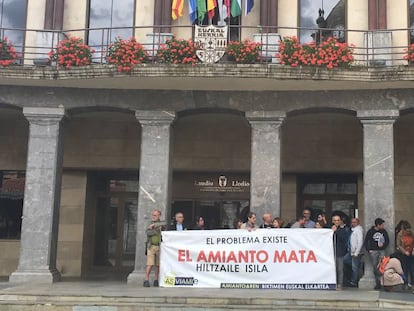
[127, 110, 175, 284]
[357, 109, 398, 289]
[9, 107, 66, 283]
[246, 111, 285, 221]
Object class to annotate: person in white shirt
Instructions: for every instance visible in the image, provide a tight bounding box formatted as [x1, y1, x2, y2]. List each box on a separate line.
[344, 217, 364, 287]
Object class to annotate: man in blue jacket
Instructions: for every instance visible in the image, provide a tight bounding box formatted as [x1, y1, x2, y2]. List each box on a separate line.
[332, 214, 351, 289]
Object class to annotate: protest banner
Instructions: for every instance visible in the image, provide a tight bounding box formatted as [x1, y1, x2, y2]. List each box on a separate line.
[160, 228, 336, 289]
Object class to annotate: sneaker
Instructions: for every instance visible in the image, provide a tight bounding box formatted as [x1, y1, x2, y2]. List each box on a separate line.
[349, 282, 358, 288]
[153, 280, 159, 287]
[143, 280, 150, 287]
[374, 284, 381, 290]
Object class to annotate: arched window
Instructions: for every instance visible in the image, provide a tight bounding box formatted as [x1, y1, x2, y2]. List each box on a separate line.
[299, 0, 346, 44]
[87, 0, 135, 57]
[0, 0, 27, 58]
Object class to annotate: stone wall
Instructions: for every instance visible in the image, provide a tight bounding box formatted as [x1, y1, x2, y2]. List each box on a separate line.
[0, 241, 19, 276]
[63, 113, 140, 169]
[56, 171, 87, 277]
[173, 113, 250, 171]
[282, 113, 363, 172]
[395, 113, 414, 223]
[0, 110, 28, 170]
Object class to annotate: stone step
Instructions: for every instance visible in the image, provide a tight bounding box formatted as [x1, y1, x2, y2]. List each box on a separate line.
[0, 293, 413, 311]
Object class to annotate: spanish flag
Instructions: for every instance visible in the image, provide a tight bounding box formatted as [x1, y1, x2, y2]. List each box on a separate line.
[207, 0, 217, 19]
[172, 0, 184, 20]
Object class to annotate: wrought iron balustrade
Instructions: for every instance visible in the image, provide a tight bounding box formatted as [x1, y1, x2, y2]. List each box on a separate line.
[0, 25, 413, 68]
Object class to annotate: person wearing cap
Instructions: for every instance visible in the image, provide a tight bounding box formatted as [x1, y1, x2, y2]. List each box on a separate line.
[364, 218, 390, 290]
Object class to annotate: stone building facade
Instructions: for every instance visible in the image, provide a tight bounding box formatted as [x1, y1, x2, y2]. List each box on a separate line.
[0, 0, 413, 289]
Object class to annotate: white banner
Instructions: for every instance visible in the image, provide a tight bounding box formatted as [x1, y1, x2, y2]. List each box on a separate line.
[160, 229, 336, 289]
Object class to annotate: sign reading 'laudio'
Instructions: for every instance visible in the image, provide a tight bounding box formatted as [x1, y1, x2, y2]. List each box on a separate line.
[194, 175, 250, 192]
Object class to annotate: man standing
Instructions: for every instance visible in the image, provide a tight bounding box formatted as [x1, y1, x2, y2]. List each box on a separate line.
[169, 212, 187, 231]
[364, 218, 390, 290]
[344, 218, 364, 287]
[259, 213, 273, 228]
[302, 208, 316, 228]
[240, 212, 257, 230]
[144, 210, 165, 287]
[316, 211, 329, 228]
[291, 216, 306, 228]
[332, 214, 351, 289]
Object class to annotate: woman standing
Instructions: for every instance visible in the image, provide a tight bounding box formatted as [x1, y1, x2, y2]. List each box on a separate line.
[193, 216, 207, 230]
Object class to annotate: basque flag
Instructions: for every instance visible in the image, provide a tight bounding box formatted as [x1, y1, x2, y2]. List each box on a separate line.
[245, 0, 254, 16]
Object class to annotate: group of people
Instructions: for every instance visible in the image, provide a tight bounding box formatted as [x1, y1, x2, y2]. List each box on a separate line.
[143, 208, 414, 293]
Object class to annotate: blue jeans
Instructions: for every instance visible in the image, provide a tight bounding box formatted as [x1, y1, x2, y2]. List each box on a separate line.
[335, 256, 344, 285]
[369, 250, 385, 286]
[344, 253, 362, 284]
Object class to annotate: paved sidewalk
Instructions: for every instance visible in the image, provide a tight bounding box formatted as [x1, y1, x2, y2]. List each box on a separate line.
[1, 280, 414, 310]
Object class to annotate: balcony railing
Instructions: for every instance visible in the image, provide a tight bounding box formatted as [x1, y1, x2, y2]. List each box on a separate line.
[0, 25, 413, 68]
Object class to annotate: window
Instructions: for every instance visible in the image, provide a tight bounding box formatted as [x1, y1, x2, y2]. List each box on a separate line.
[0, 171, 24, 239]
[410, 0, 414, 43]
[192, 2, 240, 41]
[298, 174, 357, 225]
[300, 0, 346, 44]
[0, 0, 27, 59]
[87, 0, 135, 60]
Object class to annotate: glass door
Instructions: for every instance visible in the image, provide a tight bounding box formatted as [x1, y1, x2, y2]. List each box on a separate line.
[171, 200, 250, 229]
[93, 194, 137, 272]
[298, 175, 358, 225]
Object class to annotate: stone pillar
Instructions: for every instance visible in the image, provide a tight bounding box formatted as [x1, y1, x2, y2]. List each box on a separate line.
[127, 110, 175, 284]
[246, 111, 285, 221]
[357, 109, 398, 289]
[9, 107, 66, 283]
